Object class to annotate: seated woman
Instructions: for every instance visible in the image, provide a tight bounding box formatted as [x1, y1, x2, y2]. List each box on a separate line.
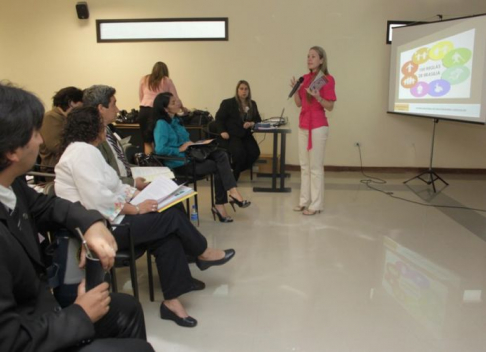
[55, 106, 236, 328]
[215, 80, 262, 181]
[151, 92, 250, 223]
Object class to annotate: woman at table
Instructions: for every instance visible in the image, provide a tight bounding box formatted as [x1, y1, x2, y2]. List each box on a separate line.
[138, 61, 186, 154]
[151, 92, 251, 223]
[215, 80, 262, 181]
[55, 106, 236, 328]
[290, 46, 336, 215]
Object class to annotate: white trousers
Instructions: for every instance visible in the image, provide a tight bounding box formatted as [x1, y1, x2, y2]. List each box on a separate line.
[298, 126, 329, 211]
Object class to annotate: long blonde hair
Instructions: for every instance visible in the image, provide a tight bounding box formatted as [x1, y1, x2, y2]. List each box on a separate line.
[307, 46, 329, 102]
[309, 46, 329, 76]
[147, 61, 169, 91]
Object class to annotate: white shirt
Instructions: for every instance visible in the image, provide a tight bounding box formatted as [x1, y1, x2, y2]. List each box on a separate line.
[55, 142, 136, 223]
[0, 184, 16, 212]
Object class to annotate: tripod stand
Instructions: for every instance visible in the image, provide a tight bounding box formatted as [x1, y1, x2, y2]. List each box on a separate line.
[404, 118, 449, 193]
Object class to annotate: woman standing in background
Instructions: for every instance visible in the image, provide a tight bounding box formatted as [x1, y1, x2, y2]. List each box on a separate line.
[138, 61, 186, 154]
[291, 46, 336, 215]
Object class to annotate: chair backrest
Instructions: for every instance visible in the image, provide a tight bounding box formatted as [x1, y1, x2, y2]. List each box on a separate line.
[124, 144, 141, 164]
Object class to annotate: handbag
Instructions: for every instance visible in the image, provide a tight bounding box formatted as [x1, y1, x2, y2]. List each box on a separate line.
[185, 140, 218, 162]
[133, 152, 162, 166]
[46, 230, 84, 307]
[179, 110, 214, 126]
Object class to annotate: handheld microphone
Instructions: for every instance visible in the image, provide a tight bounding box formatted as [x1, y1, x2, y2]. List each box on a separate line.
[288, 77, 304, 98]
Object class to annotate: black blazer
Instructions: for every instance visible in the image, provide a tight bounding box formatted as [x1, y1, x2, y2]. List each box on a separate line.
[215, 98, 262, 139]
[0, 177, 105, 352]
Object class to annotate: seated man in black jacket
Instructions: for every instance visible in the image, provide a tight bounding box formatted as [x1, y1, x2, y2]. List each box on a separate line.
[0, 82, 154, 352]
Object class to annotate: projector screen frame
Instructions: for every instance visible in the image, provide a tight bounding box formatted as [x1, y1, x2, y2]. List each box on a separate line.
[386, 111, 484, 125]
[386, 20, 414, 44]
[387, 13, 486, 125]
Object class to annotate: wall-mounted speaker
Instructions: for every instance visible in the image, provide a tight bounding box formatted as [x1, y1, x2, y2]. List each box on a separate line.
[76, 2, 89, 20]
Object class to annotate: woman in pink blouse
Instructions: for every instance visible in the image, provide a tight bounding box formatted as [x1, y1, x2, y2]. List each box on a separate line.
[139, 61, 185, 154]
[290, 46, 337, 215]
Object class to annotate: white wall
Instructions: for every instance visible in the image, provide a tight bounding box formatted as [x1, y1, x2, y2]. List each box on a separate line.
[1, 0, 486, 167]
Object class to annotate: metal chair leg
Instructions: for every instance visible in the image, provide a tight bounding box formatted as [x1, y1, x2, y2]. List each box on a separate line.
[129, 258, 139, 300]
[147, 251, 155, 302]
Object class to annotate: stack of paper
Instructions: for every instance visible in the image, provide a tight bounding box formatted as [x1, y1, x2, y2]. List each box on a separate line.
[130, 176, 196, 212]
[131, 166, 175, 182]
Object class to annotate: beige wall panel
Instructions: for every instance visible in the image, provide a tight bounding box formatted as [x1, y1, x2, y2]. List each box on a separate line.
[1, 0, 486, 167]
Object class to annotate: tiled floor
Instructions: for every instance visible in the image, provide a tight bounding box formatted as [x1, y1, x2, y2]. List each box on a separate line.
[114, 171, 486, 352]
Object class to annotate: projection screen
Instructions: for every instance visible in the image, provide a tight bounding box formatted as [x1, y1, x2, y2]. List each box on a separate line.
[388, 14, 486, 124]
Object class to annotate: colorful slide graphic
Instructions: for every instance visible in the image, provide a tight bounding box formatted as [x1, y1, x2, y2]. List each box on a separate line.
[382, 237, 460, 336]
[399, 29, 475, 100]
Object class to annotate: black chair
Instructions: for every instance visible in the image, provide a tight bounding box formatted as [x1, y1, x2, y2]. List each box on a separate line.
[109, 224, 151, 301]
[27, 161, 56, 185]
[30, 172, 152, 302]
[45, 225, 150, 306]
[150, 154, 214, 225]
[144, 249, 196, 302]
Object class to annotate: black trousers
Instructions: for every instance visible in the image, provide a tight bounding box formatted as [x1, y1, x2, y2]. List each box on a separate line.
[228, 134, 260, 181]
[175, 149, 237, 204]
[114, 207, 207, 300]
[138, 106, 154, 143]
[69, 293, 154, 352]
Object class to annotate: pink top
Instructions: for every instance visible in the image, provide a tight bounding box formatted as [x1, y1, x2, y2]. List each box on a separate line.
[139, 76, 181, 107]
[298, 72, 336, 150]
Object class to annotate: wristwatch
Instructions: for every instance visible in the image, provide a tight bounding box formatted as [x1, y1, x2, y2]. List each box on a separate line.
[135, 205, 140, 214]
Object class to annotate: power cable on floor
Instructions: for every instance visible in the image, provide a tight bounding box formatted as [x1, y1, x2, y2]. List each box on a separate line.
[356, 144, 486, 213]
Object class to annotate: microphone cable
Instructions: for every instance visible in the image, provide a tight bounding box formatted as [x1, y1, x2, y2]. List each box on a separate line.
[355, 143, 486, 213]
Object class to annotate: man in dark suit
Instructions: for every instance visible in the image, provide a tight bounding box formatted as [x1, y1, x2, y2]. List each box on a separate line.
[0, 82, 154, 352]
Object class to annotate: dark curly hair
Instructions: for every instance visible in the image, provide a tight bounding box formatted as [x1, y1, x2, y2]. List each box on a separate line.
[61, 106, 104, 154]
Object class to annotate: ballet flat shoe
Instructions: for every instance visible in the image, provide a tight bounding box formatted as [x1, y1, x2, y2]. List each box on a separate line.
[190, 278, 206, 291]
[160, 302, 197, 328]
[196, 249, 236, 271]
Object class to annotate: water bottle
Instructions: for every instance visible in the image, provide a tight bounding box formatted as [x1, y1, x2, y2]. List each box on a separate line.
[190, 205, 199, 226]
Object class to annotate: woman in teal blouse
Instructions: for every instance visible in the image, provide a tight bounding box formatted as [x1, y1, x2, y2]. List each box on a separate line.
[152, 92, 250, 222]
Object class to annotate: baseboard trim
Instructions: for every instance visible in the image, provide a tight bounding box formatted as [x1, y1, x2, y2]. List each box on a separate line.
[284, 165, 486, 174]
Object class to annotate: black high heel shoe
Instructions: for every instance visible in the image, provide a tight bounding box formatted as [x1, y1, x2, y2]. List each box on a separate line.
[196, 249, 236, 271]
[211, 207, 234, 223]
[160, 302, 197, 327]
[229, 195, 251, 211]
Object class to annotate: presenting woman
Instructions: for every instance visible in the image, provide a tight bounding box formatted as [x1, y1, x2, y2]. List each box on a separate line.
[138, 61, 186, 154]
[291, 46, 336, 215]
[55, 106, 235, 328]
[152, 92, 250, 223]
[215, 80, 262, 181]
